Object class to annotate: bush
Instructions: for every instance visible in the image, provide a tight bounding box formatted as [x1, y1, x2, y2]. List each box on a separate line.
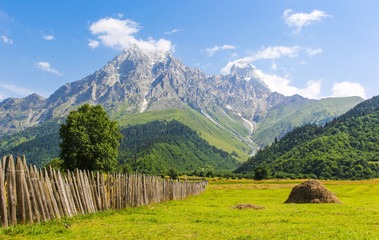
[206, 170, 214, 178]
[253, 165, 271, 180]
[167, 168, 178, 180]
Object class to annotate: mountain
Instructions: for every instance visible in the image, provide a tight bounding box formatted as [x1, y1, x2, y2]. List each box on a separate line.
[235, 95, 379, 180]
[0, 46, 363, 165]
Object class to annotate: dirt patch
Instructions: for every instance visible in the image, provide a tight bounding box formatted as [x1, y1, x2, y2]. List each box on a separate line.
[285, 180, 342, 204]
[231, 203, 266, 210]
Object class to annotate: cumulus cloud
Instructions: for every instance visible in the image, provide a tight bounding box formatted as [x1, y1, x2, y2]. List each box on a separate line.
[283, 9, 331, 33]
[205, 44, 236, 56]
[164, 29, 181, 35]
[88, 17, 172, 54]
[254, 69, 321, 99]
[331, 81, 366, 98]
[0, 83, 33, 96]
[43, 34, 54, 40]
[1, 35, 13, 44]
[36, 61, 62, 76]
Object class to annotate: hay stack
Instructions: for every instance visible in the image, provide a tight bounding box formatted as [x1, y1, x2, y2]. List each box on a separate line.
[285, 180, 342, 204]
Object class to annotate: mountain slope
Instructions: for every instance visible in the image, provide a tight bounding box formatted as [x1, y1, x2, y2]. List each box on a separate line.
[236, 95, 379, 179]
[117, 120, 240, 174]
[251, 96, 363, 146]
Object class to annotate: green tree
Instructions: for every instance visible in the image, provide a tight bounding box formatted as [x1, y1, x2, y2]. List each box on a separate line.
[44, 158, 64, 171]
[253, 165, 271, 180]
[206, 170, 215, 178]
[167, 168, 178, 180]
[119, 163, 132, 174]
[59, 104, 123, 171]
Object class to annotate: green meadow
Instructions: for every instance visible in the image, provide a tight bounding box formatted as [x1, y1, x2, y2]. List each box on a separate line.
[1, 179, 378, 239]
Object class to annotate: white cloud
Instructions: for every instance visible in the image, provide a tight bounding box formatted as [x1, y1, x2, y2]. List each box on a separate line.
[283, 9, 331, 33]
[36, 61, 62, 76]
[306, 48, 323, 56]
[1, 35, 13, 44]
[88, 39, 100, 48]
[117, 13, 124, 18]
[164, 29, 181, 35]
[331, 81, 366, 98]
[221, 45, 322, 74]
[0, 92, 5, 101]
[205, 44, 236, 56]
[221, 46, 300, 74]
[254, 69, 321, 99]
[298, 80, 322, 99]
[43, 34, 54, 40]
[0, 83, 33, 96]
[238, 45, 300, 63]
[89, 17, 172, 54]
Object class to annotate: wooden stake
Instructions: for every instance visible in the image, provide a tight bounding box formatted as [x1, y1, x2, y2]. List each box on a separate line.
[6, 155, 17, 226]
[15, 157, 26, 224]
[0, 155, 8, 228]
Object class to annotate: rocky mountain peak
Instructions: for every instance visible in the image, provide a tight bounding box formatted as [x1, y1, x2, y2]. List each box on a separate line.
[229, 61, 258, 79]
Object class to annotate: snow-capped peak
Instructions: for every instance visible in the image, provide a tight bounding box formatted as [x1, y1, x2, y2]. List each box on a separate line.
[228, 61, 259, 80]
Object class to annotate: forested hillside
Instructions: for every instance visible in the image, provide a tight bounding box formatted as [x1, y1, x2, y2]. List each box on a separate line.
[0, 120, 61, 166]
[236, 95, 379, 180]
[117, 120, 240, 174]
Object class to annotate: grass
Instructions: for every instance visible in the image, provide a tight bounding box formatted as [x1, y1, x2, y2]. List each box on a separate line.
[1, 179, 378, 239]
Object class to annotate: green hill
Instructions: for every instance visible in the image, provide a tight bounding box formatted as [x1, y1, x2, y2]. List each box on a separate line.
[111, 108, 250, 162]
[117, 120, 239, 174]
[236, 96, 379, 180]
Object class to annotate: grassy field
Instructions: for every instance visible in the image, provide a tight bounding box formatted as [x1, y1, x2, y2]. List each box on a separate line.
[1, 179, 378, 239]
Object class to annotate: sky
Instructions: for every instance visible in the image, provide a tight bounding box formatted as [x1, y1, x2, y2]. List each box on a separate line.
[0, 0, 378, 101]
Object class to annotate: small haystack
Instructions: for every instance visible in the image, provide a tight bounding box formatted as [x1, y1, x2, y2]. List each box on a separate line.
[231, 203, 266, 210]
[285, 180, 342, 204]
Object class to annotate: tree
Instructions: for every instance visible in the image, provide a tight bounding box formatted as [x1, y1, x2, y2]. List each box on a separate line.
[167, 168, 178, 180]
[44, 158, 64, 171]
[59, 104, 123, 171]
[253, 165, 271, 180]
[206, 170, 214, 178]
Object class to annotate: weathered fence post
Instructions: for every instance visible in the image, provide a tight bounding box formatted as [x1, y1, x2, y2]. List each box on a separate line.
[0, 156, 8, 228]
[6, 155, 17, 226]
[44, 168, 61, 219]
[15, 157, 26, 224]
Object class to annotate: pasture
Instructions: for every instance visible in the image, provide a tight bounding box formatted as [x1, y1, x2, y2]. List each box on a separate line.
[1, 179, 378, 239]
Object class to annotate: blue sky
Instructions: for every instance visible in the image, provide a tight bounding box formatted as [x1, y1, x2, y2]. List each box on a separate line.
[0, 0, 378, 101]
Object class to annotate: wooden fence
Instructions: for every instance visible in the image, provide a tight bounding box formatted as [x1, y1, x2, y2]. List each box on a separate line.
[0, 155, 208, 228]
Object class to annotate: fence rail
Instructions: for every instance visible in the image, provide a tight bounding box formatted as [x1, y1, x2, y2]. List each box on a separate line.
[0, 155, 208, 228]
